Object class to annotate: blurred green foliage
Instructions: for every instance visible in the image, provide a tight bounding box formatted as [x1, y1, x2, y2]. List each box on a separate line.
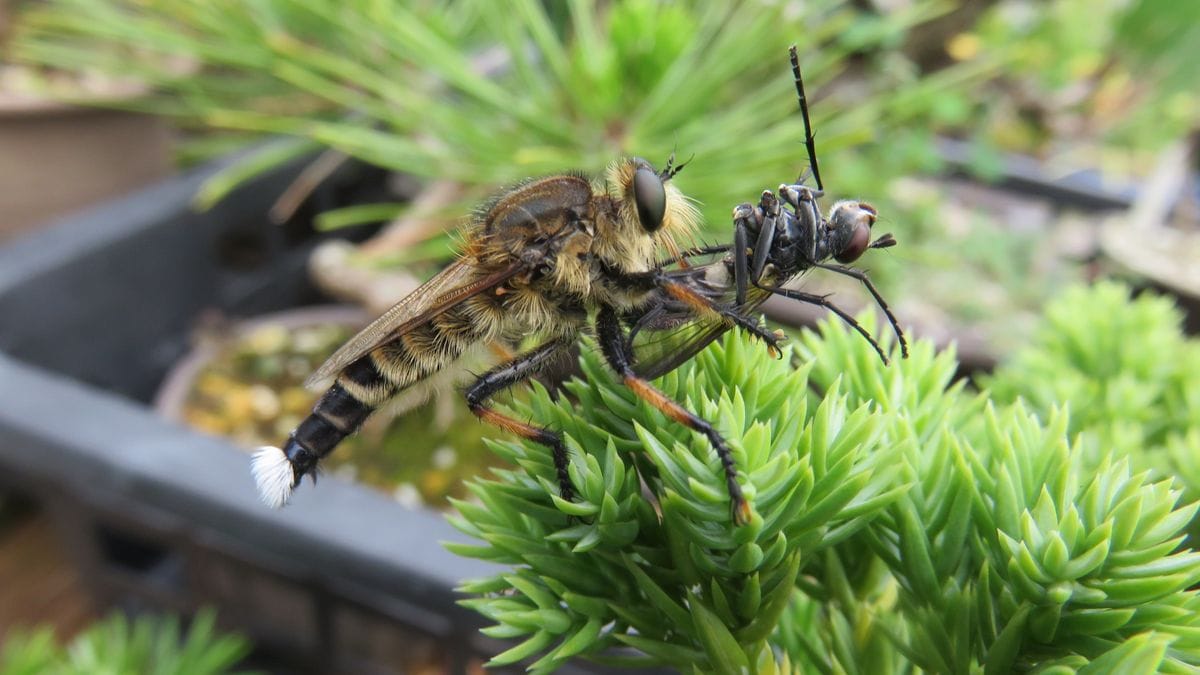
[10, 0, 1000, 246]
[0, 609, 253, 675]
[946, 0, 1200, 158]
[11, 0, 1199, 348]
[452, 282, 1200, 672]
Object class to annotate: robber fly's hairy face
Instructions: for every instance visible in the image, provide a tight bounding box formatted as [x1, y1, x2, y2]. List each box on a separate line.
[595, 156, 699, 274]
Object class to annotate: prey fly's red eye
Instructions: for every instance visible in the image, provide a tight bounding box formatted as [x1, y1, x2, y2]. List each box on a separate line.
[835, 221, 871, 263]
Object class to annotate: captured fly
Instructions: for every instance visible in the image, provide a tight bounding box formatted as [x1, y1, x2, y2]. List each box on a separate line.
[252, 156, 761, 523]
[630, 46, 908, 381]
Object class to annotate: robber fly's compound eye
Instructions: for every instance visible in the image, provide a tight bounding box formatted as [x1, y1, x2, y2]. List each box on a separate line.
[633, 167, 667, 232]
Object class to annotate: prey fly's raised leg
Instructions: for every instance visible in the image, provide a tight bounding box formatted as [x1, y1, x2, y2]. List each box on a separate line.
[596, 306, 753, 526]
[814, 263, 908, 358]
[465, 337, 578, 501]
[755, 283, 892, 364]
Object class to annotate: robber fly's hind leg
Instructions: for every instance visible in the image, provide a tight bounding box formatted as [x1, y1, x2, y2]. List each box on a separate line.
[465, 336, 577, 501]
[596, 306, 753, 526]
[755, 282, 891, 365]
[814, 263, 908, 358]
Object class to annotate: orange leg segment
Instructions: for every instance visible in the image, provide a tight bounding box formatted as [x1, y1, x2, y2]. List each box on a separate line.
[466, 339, 575, 501]
[597, 306, 753, 526]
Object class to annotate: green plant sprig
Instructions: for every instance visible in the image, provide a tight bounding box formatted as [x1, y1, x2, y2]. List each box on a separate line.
[452, 304, 1200, 672]
[448, 333, 901, 674]
[986, 281, 1200, 537]
[0, 609, 253, 675]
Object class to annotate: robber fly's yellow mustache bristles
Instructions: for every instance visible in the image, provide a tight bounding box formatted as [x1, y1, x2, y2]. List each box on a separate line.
[610, 158, 700, 235]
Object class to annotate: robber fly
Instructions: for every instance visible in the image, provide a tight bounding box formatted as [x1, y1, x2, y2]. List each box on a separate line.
[252, 155, 762, 523]
[630, 46, 908, 382]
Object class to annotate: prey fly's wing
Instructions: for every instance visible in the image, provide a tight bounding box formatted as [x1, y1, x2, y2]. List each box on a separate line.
[306, 259, 525, 387]
[629, 262, 773, 381]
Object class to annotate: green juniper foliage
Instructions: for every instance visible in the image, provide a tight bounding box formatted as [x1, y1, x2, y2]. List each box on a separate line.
[10, 0, 997, 246]
[453, 300, 1200, 673]
[0, 609, 252, 675]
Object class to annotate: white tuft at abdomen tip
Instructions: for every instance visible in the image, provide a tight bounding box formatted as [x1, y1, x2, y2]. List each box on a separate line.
[251, 446, 296, 509]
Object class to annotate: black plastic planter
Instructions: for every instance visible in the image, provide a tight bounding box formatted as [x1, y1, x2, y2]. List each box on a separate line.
[0, 155, 616, 674]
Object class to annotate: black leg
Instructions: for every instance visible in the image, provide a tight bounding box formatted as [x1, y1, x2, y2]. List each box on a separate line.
[814, 263, 908, 358]
[596, 306, 752, 526]
[733, 214, 751, 307]
[751, 191, 780, 284]
[755, 282, 891, 365]
[465, 337, 576, 501]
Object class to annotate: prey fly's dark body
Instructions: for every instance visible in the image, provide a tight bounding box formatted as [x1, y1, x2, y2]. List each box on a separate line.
[629, 46, 908, 382]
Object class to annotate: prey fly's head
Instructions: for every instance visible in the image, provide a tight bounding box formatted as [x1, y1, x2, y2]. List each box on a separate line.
[825, 200, 895, 264]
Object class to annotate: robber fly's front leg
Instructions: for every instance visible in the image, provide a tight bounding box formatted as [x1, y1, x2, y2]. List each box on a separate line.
[660, 279, 783, 357]
[613, 265, 783, 356]
[465, 335, 577, 500]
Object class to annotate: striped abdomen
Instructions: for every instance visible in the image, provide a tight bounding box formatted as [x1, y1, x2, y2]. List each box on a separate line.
[280, 304, 488, 485]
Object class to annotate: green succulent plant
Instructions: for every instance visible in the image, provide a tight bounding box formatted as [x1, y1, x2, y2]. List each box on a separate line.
[448, 333, 902, 673]
[986, 281, 1200, 537]
[452, 299, 1200, 673]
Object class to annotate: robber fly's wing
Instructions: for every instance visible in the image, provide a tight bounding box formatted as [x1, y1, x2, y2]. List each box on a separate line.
[633, 317, 732, 381]
[631, 266, 772, 381]
[306, 260, 524, 387]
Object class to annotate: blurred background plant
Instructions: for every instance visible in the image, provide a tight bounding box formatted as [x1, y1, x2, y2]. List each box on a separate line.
[9, 0, 984, 224]
[0, 608, 253, 675]
[10, 0, 1198, 356]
